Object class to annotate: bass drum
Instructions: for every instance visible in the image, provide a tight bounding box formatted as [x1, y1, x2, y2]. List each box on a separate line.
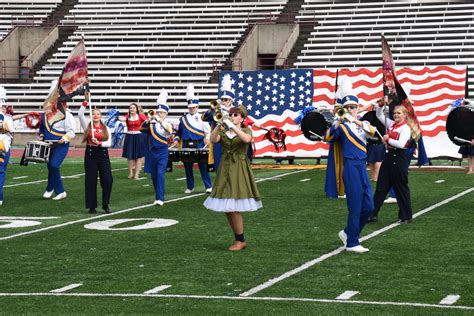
[361, 111, 385, 144]
[301, 110, 334, 141]
[446, 106, 474, 146]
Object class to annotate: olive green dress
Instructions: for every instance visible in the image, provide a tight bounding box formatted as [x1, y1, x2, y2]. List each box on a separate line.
[203, 127, 262, 212]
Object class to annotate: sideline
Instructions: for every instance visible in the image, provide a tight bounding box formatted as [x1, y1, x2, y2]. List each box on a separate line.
[0, 292, 471, 311]
[239, 187, 474, 297]
[4, 168, 128, 188]
[0, 170, 305, 241]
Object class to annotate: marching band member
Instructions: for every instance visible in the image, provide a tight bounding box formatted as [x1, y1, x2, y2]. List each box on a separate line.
[39, 82, 76, 200]
[326, 92, 376, 253]
[203, 106, 262, 251]
[142, 90, 173, 206]
[119, 103, 147, 179]
[202, 74, 235, 173]
[173, 83, 212, 194]
[78, 96, 113, 214]
[0, 87, 13, 207]
[370, 104, 419, 223]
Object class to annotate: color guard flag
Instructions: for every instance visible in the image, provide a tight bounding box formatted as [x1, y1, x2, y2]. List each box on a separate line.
[43, 39, 89, 125]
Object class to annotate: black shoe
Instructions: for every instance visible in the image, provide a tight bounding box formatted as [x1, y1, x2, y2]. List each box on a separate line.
[367, 216, 378, 223]
[397, 219, 412, 224]
[103, 205, 111, 214]
[88, 208, 97, 214]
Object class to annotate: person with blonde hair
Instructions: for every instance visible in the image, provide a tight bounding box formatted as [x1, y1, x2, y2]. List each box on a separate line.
[371, 104, 419, 223]
[78, 96, 113, 214]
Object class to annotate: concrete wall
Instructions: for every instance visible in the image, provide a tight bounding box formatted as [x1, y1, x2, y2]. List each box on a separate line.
[234, 24, 296, 71]
[258, 24, 294, 55]
[0, 26, 54, 79]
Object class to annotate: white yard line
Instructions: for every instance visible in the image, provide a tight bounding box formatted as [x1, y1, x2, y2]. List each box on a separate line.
[240, 187, 474, 297]
[50, 283, 83, 293]
[0, 292, 471, 311]
[0, 170, 305, 241]
[4, 168, 129, 188]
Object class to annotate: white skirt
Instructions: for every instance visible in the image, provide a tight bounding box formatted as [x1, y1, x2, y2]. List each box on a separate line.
[203, 197, 262, 213]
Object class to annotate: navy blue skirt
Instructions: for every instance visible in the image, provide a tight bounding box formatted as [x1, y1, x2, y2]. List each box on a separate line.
[122, 133, 146, 159]
[367, 143, 385, 163]
[458, 145, 474, 157]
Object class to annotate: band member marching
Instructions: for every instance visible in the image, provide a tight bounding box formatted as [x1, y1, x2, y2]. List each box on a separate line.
[325, 87, 376, 253]
[173, 83, 212, 194]
[202, 74, 235, 173]
[78, 94, 113, 214]
[39, 81, 76, 200]
[142, 89, 173, 206]
[0, 87, 13, 207]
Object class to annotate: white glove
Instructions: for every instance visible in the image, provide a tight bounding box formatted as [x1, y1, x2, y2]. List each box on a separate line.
[222, 118, 235, 129]
[345, 113, 355, 123]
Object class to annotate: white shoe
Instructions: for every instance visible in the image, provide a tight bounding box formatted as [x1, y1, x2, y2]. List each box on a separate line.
[43, 190, 54, 199]
[384, 197, 397, 204]
[338, 230, 347, 246]
[338, 195, 346, 199]
[0, 201, 3, 207]
[153, 200, 164, 206]
[184, 188, 194, 194]
[205, 187, 212, 194]
[52, 192, 67, 200]
[346, 245, 369, 253]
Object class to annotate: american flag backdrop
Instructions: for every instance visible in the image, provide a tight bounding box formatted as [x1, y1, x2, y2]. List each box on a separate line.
[220, 66, 466, 158]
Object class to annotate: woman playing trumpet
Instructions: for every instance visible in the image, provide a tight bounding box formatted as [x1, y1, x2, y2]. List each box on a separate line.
[203, 106, 262, 251]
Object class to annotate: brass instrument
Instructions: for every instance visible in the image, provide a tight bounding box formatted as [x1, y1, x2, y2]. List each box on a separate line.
[148, 109, 158, 123]
[334, 106, 346, 120]
[210, 99, 228, 123]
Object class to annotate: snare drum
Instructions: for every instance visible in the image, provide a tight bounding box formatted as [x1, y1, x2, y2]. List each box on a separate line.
[25, 141, 51, 163]
[168, 148, 209, 163]
[168, 148, 181, 162]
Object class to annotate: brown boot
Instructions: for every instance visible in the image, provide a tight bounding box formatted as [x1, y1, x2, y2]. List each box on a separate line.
[228, 241, 247, 251]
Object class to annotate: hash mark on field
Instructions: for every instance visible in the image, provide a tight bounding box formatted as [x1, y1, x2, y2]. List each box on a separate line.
[439, 295, 460, 305]
[435, 180, 445, 184]
[144, 285, 172, 294]
[300, 178, 311, 182]
[50, 283, 83, 293]
[336, 291, 360, 300]
[239, 187, 474, 297]
[0, 170, 305, 241]
[176, 177, 187, 181]
[12, 176, 28, 180]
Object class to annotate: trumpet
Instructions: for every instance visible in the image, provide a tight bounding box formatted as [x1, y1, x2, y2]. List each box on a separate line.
[334, 106, 346, 119]
[148, 109, 158, 123]
[210, 99, 229, 123]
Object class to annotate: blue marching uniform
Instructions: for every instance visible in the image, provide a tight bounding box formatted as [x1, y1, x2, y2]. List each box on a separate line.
[0, 113, 13, 205]
[175, 113, 211, 191]
[143, 120, 171, 203]
[326, 120, 375, 248]
[39, 111, 75, 196]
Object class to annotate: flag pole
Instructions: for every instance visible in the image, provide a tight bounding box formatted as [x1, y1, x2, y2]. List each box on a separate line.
[82, 34, 95, 141]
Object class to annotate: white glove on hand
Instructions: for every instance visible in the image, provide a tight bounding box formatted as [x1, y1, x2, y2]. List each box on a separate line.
[222, 118, 235, 129]
[345, 113, 355, 123]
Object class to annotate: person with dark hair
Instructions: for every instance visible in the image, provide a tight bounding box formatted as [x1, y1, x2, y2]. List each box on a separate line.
[370, 104, 418, 223]
[119, 103, 147, 179]
[78, 98, 113, 214]
[204, 106, 262, 251]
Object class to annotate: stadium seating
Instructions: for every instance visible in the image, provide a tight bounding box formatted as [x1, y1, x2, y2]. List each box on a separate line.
[1, 0, 287, 116]
[294, 0, 473, 97]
